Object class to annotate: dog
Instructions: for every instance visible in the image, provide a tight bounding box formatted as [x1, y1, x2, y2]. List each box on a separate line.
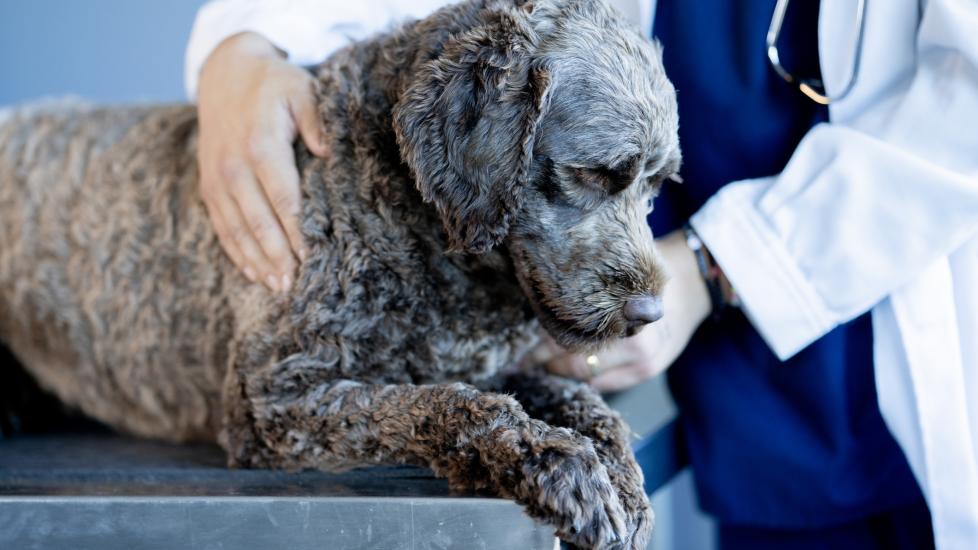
[0, 0, 680, 547]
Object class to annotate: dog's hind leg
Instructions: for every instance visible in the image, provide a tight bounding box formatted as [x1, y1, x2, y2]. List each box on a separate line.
[225, 355, 632, 549]
[479, 370, 653, 549]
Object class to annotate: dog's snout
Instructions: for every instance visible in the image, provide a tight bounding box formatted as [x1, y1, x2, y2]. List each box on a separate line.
[623, 295, 664, 325]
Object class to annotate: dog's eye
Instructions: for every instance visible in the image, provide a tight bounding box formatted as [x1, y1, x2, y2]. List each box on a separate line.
[573, 168, 610, 192]
[574, 167, 629, 195]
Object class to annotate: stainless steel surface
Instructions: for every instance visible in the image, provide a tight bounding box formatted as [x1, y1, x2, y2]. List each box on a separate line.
[607, 374, 688, 494]
[0, 433, 557, 549]
[605, 371, 676, 438]
[0, 434, 455, 497]
[0, 374, 682, 550]
[0, 496, 555, 550]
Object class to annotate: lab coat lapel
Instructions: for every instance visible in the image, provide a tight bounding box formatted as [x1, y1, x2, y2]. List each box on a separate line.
[820, 0, 978, 546]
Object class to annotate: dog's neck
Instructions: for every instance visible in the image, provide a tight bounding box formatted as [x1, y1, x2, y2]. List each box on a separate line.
[287, 2, 547, 372]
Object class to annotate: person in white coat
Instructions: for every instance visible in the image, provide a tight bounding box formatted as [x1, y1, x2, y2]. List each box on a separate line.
[184, 0, 978, 547]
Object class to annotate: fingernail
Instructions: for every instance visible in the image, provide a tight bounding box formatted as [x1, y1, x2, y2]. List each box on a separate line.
[243, 267, 257, 282]
[281, 274, 292, 291]
[265, 275, 279, 292]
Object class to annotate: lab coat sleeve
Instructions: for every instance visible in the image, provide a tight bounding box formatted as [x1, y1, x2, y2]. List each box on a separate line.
[183, 0, 454, 100]
[689, 0, 978, 360]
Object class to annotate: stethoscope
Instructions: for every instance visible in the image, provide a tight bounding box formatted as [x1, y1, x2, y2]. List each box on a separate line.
[766, 0, 867, 105]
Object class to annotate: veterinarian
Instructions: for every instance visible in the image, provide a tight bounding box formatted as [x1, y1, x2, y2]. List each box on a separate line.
[184, 0, 978, 548]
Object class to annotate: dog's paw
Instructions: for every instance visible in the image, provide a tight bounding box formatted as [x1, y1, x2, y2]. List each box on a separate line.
[517, 427, 633, 549]
[600, 454, 654, 550]
[574, 419, 653, 549]
[616, 482, 653, 550]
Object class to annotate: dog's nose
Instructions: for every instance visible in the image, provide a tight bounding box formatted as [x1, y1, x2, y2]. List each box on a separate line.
[623, 295, 664, 325]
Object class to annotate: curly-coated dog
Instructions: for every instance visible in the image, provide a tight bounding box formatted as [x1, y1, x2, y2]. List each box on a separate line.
[0, 0, 680, 547]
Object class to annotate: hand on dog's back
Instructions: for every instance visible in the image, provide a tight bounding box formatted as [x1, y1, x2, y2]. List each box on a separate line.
[197, 32, 329, 293]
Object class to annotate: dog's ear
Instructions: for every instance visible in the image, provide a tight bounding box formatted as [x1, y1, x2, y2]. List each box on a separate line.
[394, 9, 552, 254]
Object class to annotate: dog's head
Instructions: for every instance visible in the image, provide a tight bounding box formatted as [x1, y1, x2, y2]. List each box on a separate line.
[395, 0, 680, 350]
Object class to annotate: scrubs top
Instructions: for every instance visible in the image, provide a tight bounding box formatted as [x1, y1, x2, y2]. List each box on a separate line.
[649, 0, 925, 527]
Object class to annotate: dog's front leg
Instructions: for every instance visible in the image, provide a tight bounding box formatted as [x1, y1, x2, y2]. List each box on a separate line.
[225, 356, 632, 549]
[482, 370, 653, 550]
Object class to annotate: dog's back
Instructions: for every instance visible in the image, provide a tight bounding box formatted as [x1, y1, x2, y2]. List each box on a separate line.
[0, 102, 231, 440]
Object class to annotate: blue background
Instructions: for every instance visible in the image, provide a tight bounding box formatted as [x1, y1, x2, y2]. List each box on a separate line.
[0, 1, 203, 106]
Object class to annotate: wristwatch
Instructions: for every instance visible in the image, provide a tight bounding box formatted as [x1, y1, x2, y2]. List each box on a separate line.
[683, 224, 739, 319]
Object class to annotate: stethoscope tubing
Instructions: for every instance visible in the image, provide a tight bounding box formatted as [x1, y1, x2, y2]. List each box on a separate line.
[766, 0, 867, 105]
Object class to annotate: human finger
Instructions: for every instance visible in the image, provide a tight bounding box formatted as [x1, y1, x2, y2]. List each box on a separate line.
[289, 79, 328, 157]
[213, 174, 284, 290]
[590, 361, 661, 393]
[546, 352, 592, 381]
[249, 135, 308, 262]
[227, 168, 297, 290]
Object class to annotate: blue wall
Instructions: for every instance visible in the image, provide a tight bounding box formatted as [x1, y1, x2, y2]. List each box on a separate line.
[0, 1, 203, 106]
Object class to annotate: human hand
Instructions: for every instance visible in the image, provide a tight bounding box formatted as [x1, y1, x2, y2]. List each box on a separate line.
[545, 229, 712, 392]
[196, 32, 328, 292]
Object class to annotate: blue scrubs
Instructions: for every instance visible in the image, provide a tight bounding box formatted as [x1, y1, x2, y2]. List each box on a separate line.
[647, 1, 933, 546]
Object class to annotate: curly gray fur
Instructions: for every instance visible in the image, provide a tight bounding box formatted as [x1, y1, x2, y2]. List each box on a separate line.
[0, 1, 680, 548]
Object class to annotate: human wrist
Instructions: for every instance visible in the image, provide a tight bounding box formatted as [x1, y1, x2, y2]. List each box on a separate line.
[216, 32, 284, 60]
[199, 32, 291, 105]
[201, 33, 284, 88]
[659, 229, 711, 326]
[682, 224, 737, 320]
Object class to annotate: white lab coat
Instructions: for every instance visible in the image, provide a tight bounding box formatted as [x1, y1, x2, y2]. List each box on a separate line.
[185, 1, 978, 547]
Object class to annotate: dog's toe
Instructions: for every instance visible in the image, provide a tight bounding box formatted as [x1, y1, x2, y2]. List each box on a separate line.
[517, 428, 633, 549]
